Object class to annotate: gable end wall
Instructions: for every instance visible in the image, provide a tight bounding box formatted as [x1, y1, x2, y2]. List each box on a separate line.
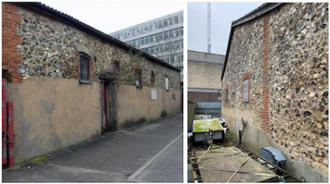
[222, 3, 328, 182]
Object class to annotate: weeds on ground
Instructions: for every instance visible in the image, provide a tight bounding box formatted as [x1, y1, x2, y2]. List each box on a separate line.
[221, 130, 238, 147]
[29, 155, 49, 164]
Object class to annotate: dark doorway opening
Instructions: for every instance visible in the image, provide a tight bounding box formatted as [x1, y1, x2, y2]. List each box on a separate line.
[103, 81, 117, 133]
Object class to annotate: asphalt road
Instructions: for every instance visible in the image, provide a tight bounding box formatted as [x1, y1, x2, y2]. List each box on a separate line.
[2, 114, 183, 182]
[129, 136, 183, 182]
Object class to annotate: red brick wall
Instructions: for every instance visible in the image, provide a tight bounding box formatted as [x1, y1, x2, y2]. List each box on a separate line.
[261, 14, 270, 133]
[2, 2, 22, 83]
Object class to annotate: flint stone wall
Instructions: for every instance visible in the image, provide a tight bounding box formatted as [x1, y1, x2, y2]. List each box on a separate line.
[222, 3, 328, 180]
[16, 6, 180, 90]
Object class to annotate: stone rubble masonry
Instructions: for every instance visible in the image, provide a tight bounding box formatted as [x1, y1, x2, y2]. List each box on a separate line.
[241, 72, 251, 103]
[222, 3, 328, 175]
[2, 2, 180, 91]
[262, 14, 270, 133]
[2, 3, 23, 83]
[268, 3, 328, 173]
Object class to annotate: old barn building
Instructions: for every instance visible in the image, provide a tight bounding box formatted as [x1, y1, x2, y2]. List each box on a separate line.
[2, 2, 181, 163]
[221, 3, 328, 182]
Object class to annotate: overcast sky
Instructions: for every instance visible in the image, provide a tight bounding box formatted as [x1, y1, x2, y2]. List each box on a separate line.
[43, 1, 263, 55]
[44, 1, 184, 34]
[188, 2, 263, 55]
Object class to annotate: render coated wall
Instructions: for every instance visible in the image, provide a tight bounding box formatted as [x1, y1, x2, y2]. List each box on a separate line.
[6, 77, 102, 163]
[188, 61, 222, 89]
[117, 85, 181, 129]
[2, 3, 181, 163]
[222, 3, 328, 182]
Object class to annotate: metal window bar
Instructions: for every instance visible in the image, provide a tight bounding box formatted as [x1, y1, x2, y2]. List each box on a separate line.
[80, 56, 89, 81]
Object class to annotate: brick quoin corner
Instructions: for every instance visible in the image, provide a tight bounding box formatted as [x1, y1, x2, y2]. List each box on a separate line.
[2, 2, 23, 83]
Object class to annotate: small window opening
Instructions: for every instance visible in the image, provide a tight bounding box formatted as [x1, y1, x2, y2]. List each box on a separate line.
[80, 53, 90, 82]
[135, 69, 142, 88]
[165, 77, 169, 91]
[113, 60, 120, 74]
[243, 79, 249, 102]
[151, 71, 155, 87]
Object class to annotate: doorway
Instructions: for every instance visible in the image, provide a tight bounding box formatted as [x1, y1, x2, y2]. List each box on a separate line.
[103, 81, 117, 133]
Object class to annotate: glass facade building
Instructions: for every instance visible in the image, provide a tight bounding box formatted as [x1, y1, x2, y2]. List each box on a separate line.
[110, 11, 183, 69]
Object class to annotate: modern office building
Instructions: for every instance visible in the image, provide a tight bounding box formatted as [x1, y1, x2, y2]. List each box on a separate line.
[110, 11, 183, 69]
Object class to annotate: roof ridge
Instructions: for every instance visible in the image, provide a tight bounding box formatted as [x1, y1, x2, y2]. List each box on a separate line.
[232, 3, 282, 27]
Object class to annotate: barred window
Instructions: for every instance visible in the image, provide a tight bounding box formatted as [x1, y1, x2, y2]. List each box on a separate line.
[135, 69, 142, 88]
[80, 54, 90, 81]
[113, 60, 120, 74]
[243, 79, 249, 102]
[151, 71, 155, 87]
